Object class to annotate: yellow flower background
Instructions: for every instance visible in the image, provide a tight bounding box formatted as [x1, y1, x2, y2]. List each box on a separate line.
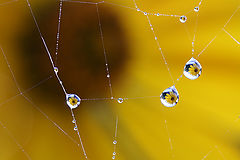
[0, 0, 240, 159]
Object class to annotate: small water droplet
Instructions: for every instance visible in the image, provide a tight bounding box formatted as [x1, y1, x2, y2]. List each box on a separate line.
[137, 8, 140, 12]
[144, 12, 147, 15]
[155, 37, 157, 40]
[183, 57, 202, 80]
[157, 13, 160, 16]
[113, 152, 116, 155]
[117, 98, 123, 104]
[66, 94, 81, 109]
[194, 6, 199, 12]
[54, 67, 58, 73]
[112, 156, 116, 159]
[107, 74, 110, 78]
[113, 140, 117, 144]
[160, 86, 179, 107]
[74, 126, 78, 131]
[179, 15, 187, 23]
[72, 120, 76, 123]
[111, 97, 114, 100]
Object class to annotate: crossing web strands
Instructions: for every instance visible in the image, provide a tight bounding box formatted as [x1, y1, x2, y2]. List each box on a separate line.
[0, 0, 240, 159]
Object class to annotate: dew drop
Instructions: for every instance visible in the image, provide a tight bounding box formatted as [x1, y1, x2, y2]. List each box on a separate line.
[144, 12, 147, 15]
[183, 57, 202, 80]
[74, 126, 78, 131]
[160, 86, 179, 107]
[107, 74, 110, 78]
[113, 152, 116, 155]
[157, 13, 160, 16]
[117, 98, 123, 104]
[179, 15, 187, 23]
[113, 140, 117, 144]
[54, 67, 58, 73]
[112, 156, 116, 159]
[66, 94, 81, 109]
[72, 120, 76, 123]
[194, 6, 199, 12]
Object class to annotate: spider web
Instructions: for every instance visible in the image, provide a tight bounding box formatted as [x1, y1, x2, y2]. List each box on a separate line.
[0, 0, 240, 159]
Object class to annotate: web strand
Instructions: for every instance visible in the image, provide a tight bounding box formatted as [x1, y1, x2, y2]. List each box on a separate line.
[165, 120, 174, 158]
[197, 6, 240, 58]
[54, 0, 63, 65]
[96, 4, 114, 98]
[145, 15, 175, 84]
[222, 28, 240, 44]
[70, 109, 88, 159]
[0, 45, 78, 145]
[26, 0, 68, 96]
[0, 120, 31, 160]
[0, 0, 18, 6]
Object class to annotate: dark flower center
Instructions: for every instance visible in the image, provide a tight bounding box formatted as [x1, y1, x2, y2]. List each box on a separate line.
[194, 68, 198, 72]
[171, 97, 175, 101]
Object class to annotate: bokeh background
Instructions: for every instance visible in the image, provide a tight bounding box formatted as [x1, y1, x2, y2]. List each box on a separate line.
[0, 0, 240, 159]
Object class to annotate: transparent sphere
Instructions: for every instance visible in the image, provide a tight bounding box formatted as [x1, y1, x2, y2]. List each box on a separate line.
[113, 140, 117, 144]
[194, 6, 199, 12]
[117, 98, 124, 104]
[183, 57, 202, 80]
[160, 86, 179, 107]
[54, 67, 58, 73]
[66, 94, 81, 109]
[179, 15, 187, 23]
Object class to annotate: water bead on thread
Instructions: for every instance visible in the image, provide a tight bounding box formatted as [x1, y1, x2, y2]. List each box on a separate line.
[66, 94, 81, 109]
[194, 6, 199, 12]
[160, 86, 179, 107]
[54, 67, 58, 73]
[117, 98, 124, 104]
[179, 15, 187, 23]
[113, 140, 117, 144]
[183, 57, 202, 80]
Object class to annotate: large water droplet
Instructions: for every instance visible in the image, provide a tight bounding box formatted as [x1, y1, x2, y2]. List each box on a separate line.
[179, 15, 187, 23]
[66, 94, 81, 109]
[183, 57, 202, 80]
[74, 126, 78, 131]
[160, 86, 179, 107]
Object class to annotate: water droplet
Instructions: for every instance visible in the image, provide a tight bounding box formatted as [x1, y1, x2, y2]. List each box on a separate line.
[112, 156, 116, 159]
[194, 6, 199, 12]
[183, 57, 202, 80]
[113, 140, 117, 144]
[137, 8, 140, 12]
[66, 94, 81, 109]
[117, 98, 123, 104]
[74, 126, 78, 131]
[179, 15, 187, 23]
[111, 97, 114, 100]
[144, 12, 147, 15]
[54, 67, 58, 73]
[72, 120, 76, 123]
[157, 13, 160, 16]
[113, 152, 116, 155]
[160, 86, 179, 107]
[107, 74, 110, 78]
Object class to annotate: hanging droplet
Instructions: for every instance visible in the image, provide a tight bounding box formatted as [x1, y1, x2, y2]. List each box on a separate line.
[113, 140, 117, 144]
[117, 98, 124, 104]
[113, 152, 116, 155]
[66, 94, 81, 109]
[183, 57, 202, 80]
[179, 15, 187, 23]
[54, 67, 58, 73]
[194, 6, 199, 12]
[160, 86, 179, 107]
[72, 120, 76, 123]
[137, 8, 140, 12]
[74, 126, 78, 131]
[112, 156, 116, 159]
[107, 74, 110, 78]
